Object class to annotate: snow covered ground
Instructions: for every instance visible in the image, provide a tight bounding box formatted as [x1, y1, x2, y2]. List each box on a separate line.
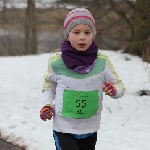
[0, 49, 150, 150]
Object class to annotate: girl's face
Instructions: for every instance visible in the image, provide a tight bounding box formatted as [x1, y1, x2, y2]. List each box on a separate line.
[67, 24, 94, 51]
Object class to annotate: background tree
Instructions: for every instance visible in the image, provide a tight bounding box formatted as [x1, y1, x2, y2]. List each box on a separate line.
[0, 0, 26, 56]
[2, 0, 6, 21]
[87, 0, 150, 61]
[125, 0, 150, 62]
[24, 0, 37, 54]
[0, 0, 149, 62]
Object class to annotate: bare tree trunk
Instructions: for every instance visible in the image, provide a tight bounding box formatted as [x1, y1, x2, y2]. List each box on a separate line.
[24, 0, 37, 54]
[2, 0, 7, 22]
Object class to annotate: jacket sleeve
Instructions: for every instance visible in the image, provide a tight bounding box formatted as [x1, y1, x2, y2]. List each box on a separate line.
[42, 57, 57, 106]
[104, 56, 125, 99]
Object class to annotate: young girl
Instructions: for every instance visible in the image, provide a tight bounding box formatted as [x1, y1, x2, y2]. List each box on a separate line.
[40, 8, 125, 150]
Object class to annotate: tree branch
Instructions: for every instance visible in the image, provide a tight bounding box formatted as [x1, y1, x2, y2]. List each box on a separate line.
[109, 0, 133, 27]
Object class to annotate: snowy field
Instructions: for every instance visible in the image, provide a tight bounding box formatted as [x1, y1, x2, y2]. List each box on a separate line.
[0, 50, 150, 150]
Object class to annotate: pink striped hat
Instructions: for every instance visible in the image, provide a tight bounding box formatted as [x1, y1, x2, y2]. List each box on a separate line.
[63, 8, 96, 39]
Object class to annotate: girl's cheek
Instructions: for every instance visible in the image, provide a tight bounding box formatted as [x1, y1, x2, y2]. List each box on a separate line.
[71, 37, 77, 43]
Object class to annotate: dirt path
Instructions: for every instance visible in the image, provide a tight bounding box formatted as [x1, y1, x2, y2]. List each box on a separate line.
[0, 139, 25, 150]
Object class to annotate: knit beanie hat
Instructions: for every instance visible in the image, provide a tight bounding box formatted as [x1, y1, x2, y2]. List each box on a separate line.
[63, 8, 96, 39]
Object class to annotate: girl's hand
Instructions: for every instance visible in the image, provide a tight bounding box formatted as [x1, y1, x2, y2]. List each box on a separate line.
[103, 82, 117, 96]
[40, 105, 54, 121]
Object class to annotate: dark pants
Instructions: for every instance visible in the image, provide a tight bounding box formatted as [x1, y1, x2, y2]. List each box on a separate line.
[53, 131, 97, 150]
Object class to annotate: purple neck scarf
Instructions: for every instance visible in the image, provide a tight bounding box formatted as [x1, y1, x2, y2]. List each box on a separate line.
[61, 41, 98, 74]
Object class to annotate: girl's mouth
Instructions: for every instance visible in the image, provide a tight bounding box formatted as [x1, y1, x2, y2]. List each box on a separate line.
[79, 44, 85, 48]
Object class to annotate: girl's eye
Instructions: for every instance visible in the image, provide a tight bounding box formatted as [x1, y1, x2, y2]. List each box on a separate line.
[74, 32, 79, 34]
[85, 32, 90, 34]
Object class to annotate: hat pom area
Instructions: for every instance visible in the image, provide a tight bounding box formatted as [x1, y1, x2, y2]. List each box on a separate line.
[63, 8, 97, 39]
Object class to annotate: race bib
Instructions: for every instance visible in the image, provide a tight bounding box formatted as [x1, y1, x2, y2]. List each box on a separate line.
[61, 89, 99, 119]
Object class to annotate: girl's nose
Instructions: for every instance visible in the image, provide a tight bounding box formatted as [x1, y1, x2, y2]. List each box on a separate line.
[80, 33, 85, 40]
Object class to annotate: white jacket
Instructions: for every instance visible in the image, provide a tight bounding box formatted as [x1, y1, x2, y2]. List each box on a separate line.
[42, 52, 125, 134]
